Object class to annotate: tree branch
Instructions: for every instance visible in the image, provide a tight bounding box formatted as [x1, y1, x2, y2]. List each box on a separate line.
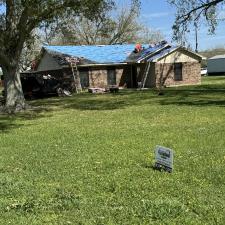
[176, 0, 224, 23]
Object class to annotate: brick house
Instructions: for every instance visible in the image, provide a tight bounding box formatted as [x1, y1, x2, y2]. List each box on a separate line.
[22, 43, 204, 90]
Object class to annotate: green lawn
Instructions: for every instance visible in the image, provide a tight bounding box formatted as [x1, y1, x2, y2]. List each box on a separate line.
[1, 76, 225, 224]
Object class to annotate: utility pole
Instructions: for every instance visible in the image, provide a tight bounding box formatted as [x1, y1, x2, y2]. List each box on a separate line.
[194, 21, 198, 53]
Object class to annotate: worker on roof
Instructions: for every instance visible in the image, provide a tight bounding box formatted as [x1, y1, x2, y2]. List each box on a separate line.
[134, 43, 143, 53]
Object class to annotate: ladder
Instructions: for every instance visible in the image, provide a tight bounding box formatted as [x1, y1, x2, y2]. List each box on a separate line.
[140, 62, 151, 89]
[66, 57, 82, 93]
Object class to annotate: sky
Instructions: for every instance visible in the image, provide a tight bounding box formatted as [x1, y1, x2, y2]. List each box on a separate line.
[1, 0, 225, 50]
[138, 0, 225, 51]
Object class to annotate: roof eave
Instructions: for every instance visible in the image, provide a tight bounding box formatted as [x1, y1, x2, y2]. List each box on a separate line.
[180, 47, 206, 60]
[62, 62, 129, 68]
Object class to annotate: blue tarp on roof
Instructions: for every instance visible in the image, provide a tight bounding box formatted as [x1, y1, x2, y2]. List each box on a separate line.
[44, 43, 177, 64]
[44, 44, 148, 64]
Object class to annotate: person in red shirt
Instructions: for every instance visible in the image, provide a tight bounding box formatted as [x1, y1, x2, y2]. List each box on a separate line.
[134, 43, 143, 53]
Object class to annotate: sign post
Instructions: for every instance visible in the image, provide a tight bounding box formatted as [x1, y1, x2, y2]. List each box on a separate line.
[154, 146, 174, 173]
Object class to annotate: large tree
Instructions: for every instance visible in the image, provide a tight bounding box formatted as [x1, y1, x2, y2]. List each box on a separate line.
[41, 0, 163, 46]
[41, 0, 141, 45]
[168, 0, 225, 42]
[0, 0, 114, 113]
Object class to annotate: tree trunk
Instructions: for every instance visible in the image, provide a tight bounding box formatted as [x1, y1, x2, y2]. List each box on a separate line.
[3, 66, 26, 113]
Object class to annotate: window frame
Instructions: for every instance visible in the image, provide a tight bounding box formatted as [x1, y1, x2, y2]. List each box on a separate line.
[107, 69, 117, 86]
[174, 63, 183, 81]
[79, 70, 89, 88]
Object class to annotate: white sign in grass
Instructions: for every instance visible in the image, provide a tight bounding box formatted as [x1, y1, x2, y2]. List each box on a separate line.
[155, 146, 173, 172]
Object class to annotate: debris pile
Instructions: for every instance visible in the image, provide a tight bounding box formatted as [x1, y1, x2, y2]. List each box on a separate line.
[21, 74, 73, 99]
[88, 85, 119, 94]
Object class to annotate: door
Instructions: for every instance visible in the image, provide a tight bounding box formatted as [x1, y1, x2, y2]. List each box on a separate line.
[79, 71, 89, 88]
[107, 69, 116, 86]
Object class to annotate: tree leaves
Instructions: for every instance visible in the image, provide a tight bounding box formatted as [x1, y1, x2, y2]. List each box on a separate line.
[168, 0, 225, 42]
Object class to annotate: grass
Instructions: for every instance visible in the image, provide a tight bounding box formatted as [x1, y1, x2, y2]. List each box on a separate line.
[1, 76, 225, 224]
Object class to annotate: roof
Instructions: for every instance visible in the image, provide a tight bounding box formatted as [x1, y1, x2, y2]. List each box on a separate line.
[44, 44, 149, 64]
[147, 46, 178, 62]
[209, 55, 225, 60]
[126, 42, 172, 62]
[41, 42, 204, 66]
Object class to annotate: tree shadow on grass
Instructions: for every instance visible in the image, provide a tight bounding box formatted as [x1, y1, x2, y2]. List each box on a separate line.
[30, 90, 154, 111]
[1, 82, 225, 132]
[0, 116, 22, 132]
[159, 84, 225, 107]
[0, 104, 54, 132]
[0, 90, 152, 132]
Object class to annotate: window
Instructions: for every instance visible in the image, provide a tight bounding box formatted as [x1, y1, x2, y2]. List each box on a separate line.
[174, 63, 183, 81]
[107, 69, 116, 85]
[79, 71, 89, 88]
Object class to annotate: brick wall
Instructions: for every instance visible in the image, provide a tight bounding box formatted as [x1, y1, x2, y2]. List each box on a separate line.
[155, 62, 201, 87]
[88, 65, 131, 88]
[115, 68, 125, 86]
[118, 66, 132, 87]
[61, 65, 130, 88]
[89, 67, 108, 88]
[137, 63, 156, 88]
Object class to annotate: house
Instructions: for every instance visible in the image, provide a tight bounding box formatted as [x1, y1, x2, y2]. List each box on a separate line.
[21, 42, 204, 93]
[207, 55, 225, 75]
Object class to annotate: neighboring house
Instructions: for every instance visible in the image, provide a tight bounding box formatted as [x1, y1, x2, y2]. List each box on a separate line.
[22, 42, 204, 90]
[207, 55, 225, 75]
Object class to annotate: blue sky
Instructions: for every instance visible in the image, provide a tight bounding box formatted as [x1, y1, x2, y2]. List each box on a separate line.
[1, 0, 225, 50]
[138, 0, 225, 50]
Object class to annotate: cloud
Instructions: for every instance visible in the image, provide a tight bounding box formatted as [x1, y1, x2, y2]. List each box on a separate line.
[141, 12, 171, 19]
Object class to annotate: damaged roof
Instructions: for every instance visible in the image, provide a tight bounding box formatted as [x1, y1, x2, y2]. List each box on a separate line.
[47, 50, 96, 65]
[44, 44, 148, 64]
[42, 42, 203, 66]
[43, 43, 171, 64]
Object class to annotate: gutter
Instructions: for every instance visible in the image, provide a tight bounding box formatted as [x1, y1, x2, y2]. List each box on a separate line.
[20, 62, 130, 74]
[62, 62, 129, 68]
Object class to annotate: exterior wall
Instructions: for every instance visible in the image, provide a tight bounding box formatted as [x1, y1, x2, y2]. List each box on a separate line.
[136, 63, 156, 88]
[37, 52, 62, 71]
[207, 58, 225, 74]
[118, 66, 132, 88]
[157, 50, 199, 63]
[146, 63, 156, 88]
[89, 67, 108, 87]
[35, 65, 132, 88]
[26, 65, 132, 89]
[154, 62, 201, 87]
[88, 65, 132, 88]
[116, 68, 125, 86]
